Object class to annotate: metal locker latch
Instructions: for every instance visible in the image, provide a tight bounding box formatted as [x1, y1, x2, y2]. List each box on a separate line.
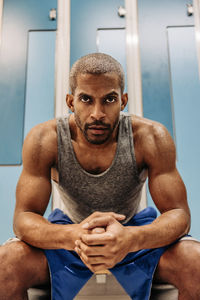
[118, 6, 126, 17]
[49, 8, 57, 20]
[187, 4, 194, 16]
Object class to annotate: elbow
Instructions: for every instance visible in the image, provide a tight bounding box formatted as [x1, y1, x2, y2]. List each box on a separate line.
[13, 212, 22, 239]
[182, 209, 191, 235]
[170, 208, 191, 238]
[13, 211, 28, 240]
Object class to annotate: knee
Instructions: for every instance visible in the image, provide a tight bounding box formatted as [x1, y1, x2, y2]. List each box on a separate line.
[170, 241, 200, 298]
[0, 241, 29, 292]
[182, 242, 200, 296]
[157, 241, 200, 285]
[0, 240, 28, 269]
[179, 241, 200, 277]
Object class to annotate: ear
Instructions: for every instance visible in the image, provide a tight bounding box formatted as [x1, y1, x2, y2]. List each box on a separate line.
[66, 94, 74, 112]
[121, 93, 128, 111]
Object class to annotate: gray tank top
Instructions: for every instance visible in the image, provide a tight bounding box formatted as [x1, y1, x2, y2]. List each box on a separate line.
[54, 113, 146, 224]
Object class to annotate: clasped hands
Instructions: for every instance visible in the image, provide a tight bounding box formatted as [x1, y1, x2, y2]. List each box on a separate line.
[74, 212, 133, 273]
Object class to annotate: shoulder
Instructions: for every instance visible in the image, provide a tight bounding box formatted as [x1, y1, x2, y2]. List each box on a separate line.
[130, 115, 176, 171]
[22, 119, 57, 171]
[130, 114, 174, 149]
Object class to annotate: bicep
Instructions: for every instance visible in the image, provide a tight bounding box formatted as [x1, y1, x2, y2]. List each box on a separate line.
[15, 169, 52, 216]
[14, 125, 55, 218]
[148, 168, 189, 215]
[144, 123, 190, 215]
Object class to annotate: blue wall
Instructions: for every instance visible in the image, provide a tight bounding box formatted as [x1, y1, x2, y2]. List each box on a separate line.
[70, 0, 125, 67]
[168, 26, 200, 238]
[70, 0, 127, 114]
[138, 0, 194, 136]
[0, 1, 57, 243]
[0, 0, 57, 165]
[138, 0, 200, 238]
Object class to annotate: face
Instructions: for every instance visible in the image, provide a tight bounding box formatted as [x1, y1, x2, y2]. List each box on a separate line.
[67, 73, 128, 145]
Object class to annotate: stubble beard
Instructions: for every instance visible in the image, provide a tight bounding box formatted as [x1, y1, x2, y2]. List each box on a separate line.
[74, 114, 120, 145]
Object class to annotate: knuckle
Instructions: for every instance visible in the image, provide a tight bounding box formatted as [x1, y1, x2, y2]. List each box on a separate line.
[111, 212, 116, 217]
[83, 255, 89, 263]
[107, 233, 115, 242]
[84, 247, 90, 256]
[107, 262, 113, 269]
[83, 236, 88, 244]
[93, 211, 101, 217]
[105, 259, 114, 268]
[110, 248, 117, 255]
[92, 266, 98, 273]
[112, 235, 117, 242]
[87, 257, 91, 264]
[94, 265, 105, 273]
[107, 215, 113, 222]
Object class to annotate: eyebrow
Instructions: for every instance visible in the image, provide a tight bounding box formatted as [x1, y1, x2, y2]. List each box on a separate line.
[78, 92, 92, 98]
[77, 91, 119, 98]
[104, 91, 119, 97]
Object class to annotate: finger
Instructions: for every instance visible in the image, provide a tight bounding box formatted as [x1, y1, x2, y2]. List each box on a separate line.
[76, 240, 106, 256]
[76, 248, 112, 271]
[85, 261, 108, 274]
[91, 227, 105, 234]
[91, 264, 109, 273]
[81, 211, 109, 224]
[112, 212, 126, 221]
[81, 212, 125, 230]
[76, 252, 94, 273]
[80, 252, 106, 265]
[90, 211, 125, 220]
[76, 250, 110, 273]
[82, 216, 115, 230]
[80, 232, 113, 246]
[75, 247, 102, 271]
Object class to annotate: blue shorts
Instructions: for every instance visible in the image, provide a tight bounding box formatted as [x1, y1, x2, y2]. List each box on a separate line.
[44, 207, 172, 300]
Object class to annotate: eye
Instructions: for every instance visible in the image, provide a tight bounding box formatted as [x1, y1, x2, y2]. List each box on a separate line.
[80, 95, 91, 103]
[105, 96, 117, 103]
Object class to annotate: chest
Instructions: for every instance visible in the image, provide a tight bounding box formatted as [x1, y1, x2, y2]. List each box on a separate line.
[72, 141, 117, 174]
[52, 138, 144, 181]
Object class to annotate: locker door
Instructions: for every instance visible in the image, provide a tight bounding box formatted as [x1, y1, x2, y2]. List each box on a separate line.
[0, 0, 57, 164]
[167, 26, 200, 239]
[0, 1, 57, 243]
[97, 27, 128, 112]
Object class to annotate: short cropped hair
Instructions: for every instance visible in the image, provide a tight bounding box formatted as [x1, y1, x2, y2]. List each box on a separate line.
[69, 53, 125, 94]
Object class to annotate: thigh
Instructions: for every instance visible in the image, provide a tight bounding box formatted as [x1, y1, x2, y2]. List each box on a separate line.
[0, 239, 50, 289]
[154, 240, 200, 287]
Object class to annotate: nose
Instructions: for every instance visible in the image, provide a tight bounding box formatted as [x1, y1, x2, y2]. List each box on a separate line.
[90, 102, 106, 120]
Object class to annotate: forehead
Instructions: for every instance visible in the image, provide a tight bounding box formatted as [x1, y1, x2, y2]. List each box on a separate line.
[75, 73, 121, 95]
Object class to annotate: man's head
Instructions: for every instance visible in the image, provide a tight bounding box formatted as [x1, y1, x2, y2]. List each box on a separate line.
[67, 53, 128, 145]
[69, 53, 125, 95]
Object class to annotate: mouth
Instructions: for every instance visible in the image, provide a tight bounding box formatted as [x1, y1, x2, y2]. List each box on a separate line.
[87, 126, 109, 135]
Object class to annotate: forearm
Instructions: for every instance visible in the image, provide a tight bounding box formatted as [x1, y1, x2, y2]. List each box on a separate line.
[128, 208, 190, 251]
[13, 212, 77, 250]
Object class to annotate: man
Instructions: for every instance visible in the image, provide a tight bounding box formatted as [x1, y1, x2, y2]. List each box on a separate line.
[0, 53, 200, 300]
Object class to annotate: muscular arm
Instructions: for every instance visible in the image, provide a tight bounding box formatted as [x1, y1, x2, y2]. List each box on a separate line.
[131, 122, 190, 250]
[13, 122, 79, 250]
